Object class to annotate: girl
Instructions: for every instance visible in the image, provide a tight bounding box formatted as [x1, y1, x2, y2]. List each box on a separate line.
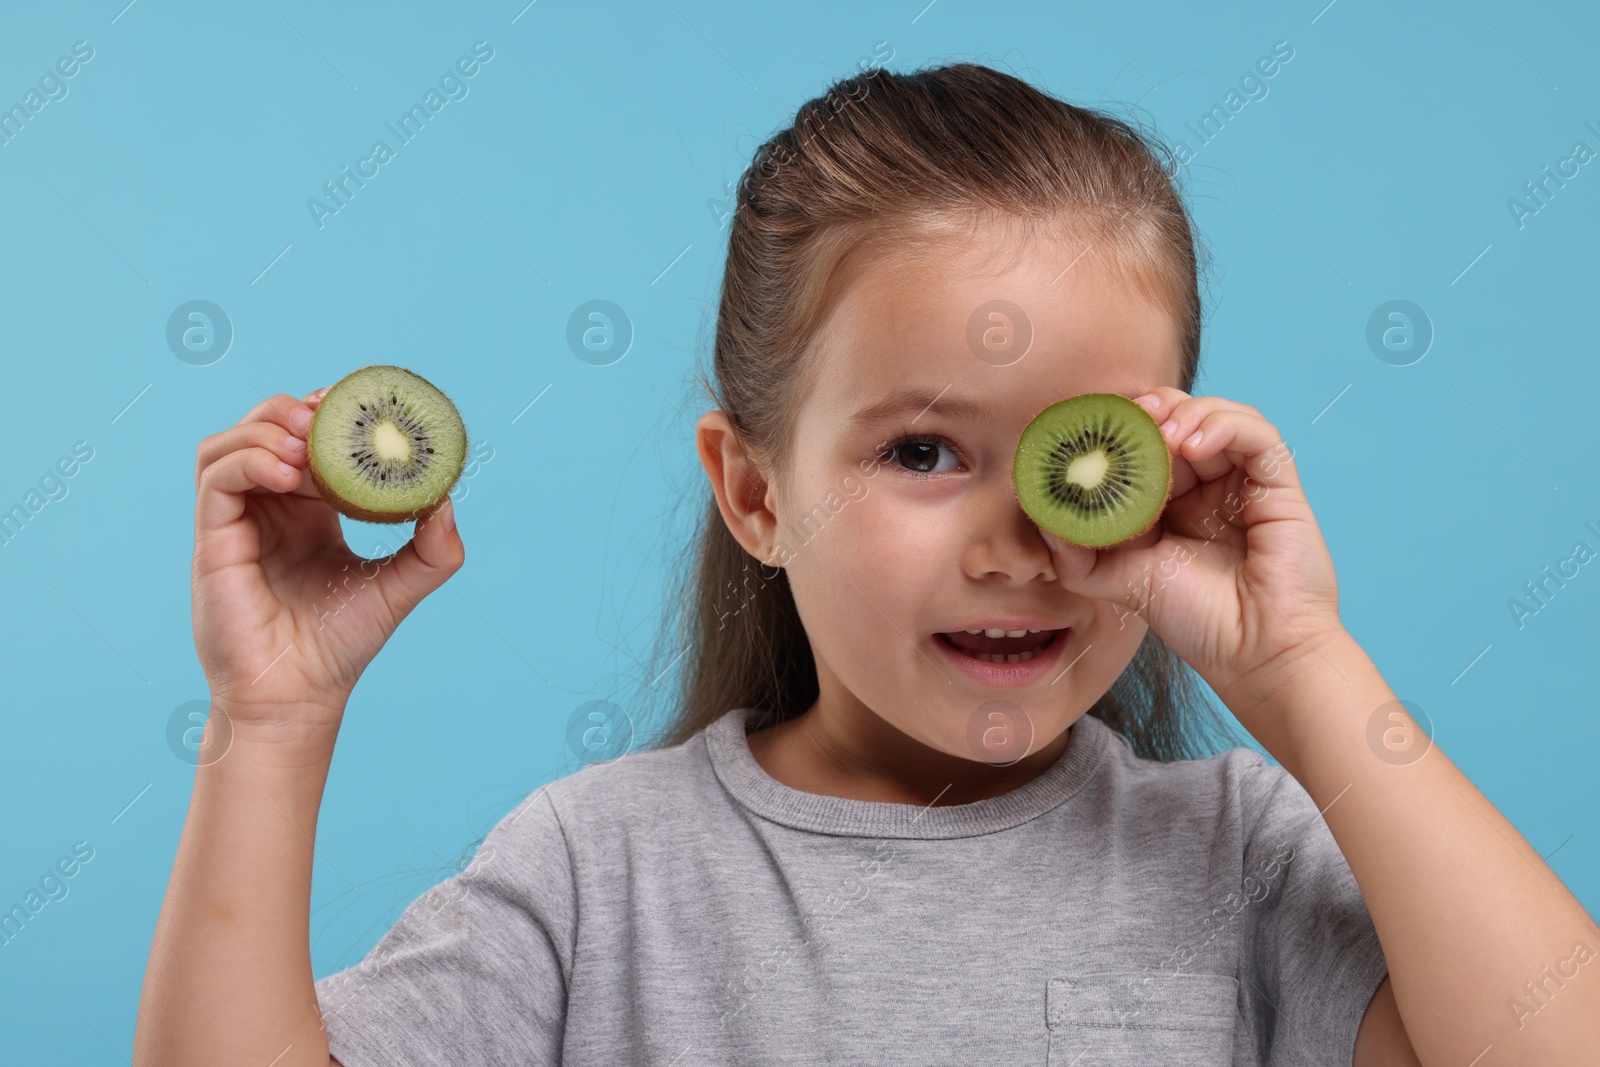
[135, 63, 1598, 1066]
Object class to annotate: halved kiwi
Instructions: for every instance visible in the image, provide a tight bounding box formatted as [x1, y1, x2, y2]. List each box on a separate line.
[307, 365, 469, 524]
[1013, 392, 1172, 548]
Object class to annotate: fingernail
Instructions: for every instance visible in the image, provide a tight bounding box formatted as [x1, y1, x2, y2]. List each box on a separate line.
[278, 461, 298, 477]
[284, 433, 305, 451]
[1133, 392, 1158, 408]
[442, 498, 456, 534]
[291, 407, 313, 431]
[1184, 429, 1204, 447]
[1159, 418, 1177, 438]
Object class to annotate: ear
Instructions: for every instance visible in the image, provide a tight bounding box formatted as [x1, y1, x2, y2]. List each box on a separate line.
[696, 410, 783, 567]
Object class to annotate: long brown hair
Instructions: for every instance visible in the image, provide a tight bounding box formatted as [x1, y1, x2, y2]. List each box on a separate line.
[636, 61, 1244, 762]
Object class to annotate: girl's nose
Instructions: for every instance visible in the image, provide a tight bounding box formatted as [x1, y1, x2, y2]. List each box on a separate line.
[963, 496, 1065, 583]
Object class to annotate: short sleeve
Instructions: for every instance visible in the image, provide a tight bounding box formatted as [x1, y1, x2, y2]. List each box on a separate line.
[314, 783, 576, 1066]
[1237, 756, 1390, 1067]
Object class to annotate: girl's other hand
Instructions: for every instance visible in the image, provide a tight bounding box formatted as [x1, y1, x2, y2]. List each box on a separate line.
[1041, 387, 1342, 711]
[191, 386, 466, 735]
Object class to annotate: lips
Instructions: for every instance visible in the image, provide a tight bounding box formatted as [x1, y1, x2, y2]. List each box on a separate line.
[931, 626, 1073, 687]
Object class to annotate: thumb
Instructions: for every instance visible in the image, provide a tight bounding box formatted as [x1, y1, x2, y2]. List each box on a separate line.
[1042, 525, 1167, 614]
[373, 496, 465, 621]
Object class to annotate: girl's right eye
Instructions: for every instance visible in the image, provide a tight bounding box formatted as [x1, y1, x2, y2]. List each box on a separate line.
[879, 434, 964, 477]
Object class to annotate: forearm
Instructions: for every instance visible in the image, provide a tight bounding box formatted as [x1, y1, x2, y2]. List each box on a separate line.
[134, 712, 343, 1067]
[1221, 631, 1600, 1066]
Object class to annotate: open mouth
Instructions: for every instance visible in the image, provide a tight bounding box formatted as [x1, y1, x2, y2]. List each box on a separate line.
[935, 628, 1064, 664]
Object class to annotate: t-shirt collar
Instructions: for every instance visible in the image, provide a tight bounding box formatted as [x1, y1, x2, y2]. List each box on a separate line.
[704, 706, 1110, 839]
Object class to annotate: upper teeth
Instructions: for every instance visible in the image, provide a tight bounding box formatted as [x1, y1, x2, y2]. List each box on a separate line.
[966, 628, 1040, 637]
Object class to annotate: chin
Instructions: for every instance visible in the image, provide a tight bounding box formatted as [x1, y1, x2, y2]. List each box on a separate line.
[905, 699, 1050, 766]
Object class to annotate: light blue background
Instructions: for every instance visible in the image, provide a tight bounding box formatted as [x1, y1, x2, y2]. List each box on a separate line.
[2, 0, 1596, 1058]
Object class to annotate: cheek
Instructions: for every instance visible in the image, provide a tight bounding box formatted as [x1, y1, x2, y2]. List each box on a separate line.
[1076, 598, 1150, 685]
[785, 484, 944, 649]
[1089, 595, 1148, 638]
[845, 489, 948, 574]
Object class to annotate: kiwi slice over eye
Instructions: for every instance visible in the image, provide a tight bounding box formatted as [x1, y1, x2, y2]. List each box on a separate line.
[1012, 392, 1172, 548]
[306, 365, 469, 524]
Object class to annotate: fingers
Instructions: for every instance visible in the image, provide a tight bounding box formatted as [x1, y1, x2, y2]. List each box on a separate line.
[369, 497, 465, 623]
[1130, 386, 1194, 425]
[1039, 516, 1171, 611]
[197, 422, 309, 489]
[198, 392, 311, 481]
[196, 387, 332, 489]
[1132, 389, 1245, 428]
[1137, 393, 1262, 453]
[1172, 408, 1296, 488]
[196, 445, 306, 534]
[242, 391, 316, 432]
[1133, 391, 1289, 485]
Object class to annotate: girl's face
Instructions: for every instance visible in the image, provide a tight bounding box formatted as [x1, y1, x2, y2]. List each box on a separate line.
[772, 216, 1186, 765]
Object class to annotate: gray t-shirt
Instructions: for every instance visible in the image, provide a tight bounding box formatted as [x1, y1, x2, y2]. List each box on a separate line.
[314, 706, 1389, 1066]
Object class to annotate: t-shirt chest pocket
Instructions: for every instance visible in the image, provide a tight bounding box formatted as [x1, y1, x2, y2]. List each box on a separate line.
[1046, 971, 1240, 1066]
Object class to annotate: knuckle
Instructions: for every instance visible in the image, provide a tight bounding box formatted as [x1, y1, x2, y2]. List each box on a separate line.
[197, 447, 230, 483]
[247, 394, 291, 424]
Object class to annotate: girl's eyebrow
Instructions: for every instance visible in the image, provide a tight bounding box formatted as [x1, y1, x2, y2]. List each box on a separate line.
[849, 385, 998, 426]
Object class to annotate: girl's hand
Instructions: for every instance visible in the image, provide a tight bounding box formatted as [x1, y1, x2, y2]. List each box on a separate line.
[192, 387, 465, 734]
[1041, 388, 1343, 716]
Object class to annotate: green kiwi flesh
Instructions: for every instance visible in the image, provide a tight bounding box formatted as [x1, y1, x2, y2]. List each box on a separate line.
[1013, 393, 1172, 548]
[307, 365, 469, 524]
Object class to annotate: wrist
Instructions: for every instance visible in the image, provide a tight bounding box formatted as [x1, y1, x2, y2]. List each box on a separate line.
[1214, 622, 1350, 705]
[1211, 628, 1385, 766]
[206, 702, 345, 773]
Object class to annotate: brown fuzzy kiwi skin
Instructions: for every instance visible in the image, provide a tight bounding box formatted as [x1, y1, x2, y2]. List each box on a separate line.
[1011, 391, 1174, 551]
[305, 365, 470, 525]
